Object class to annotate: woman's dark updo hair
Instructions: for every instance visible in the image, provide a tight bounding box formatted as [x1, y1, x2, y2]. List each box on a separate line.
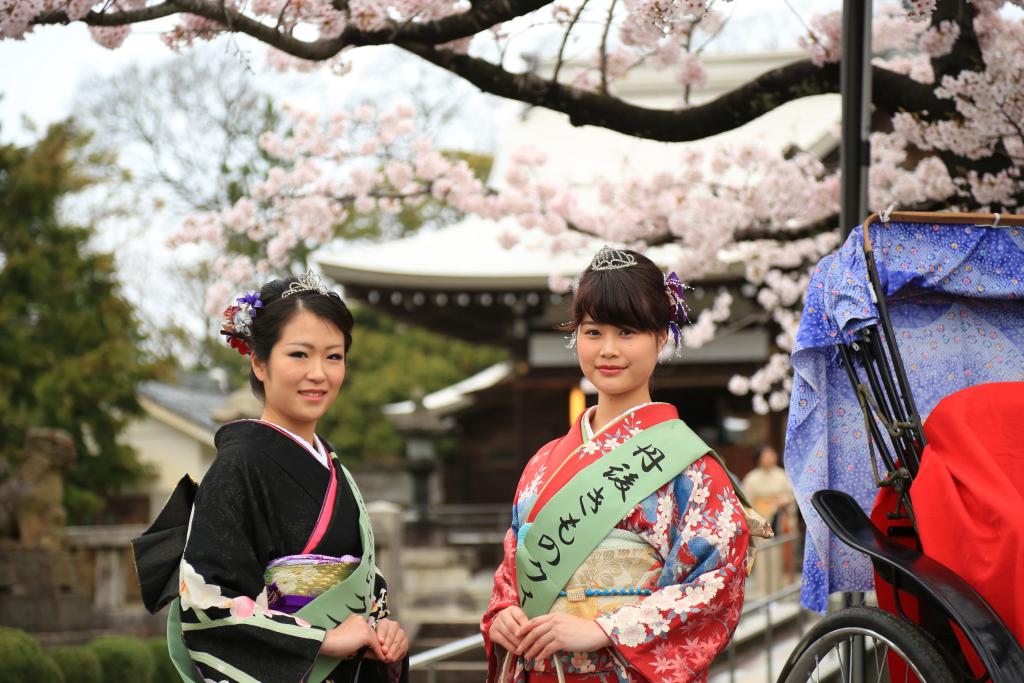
[565, 249, 671, 335]
[246, 275, 354, 400]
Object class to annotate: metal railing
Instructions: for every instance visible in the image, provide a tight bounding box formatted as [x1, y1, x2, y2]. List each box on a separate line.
[717, 581, 806, 683]
[409, 634, 486, 683]
[409, 533, 810, 683]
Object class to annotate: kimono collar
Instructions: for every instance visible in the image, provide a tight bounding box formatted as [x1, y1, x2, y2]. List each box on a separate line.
[578, 401, 676, 444]
[581, 401, 660, 442]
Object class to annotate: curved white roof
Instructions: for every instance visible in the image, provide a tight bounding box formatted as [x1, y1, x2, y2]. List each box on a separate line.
[383, 360, 515, 416]
[319, 218, 600, 290]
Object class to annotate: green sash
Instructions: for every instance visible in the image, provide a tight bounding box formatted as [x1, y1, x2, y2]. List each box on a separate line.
[167, 464, 376, 683]
[515, 419, 711, 619]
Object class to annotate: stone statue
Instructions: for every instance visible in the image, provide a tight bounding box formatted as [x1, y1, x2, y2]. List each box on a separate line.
[0, 428, 76, 551]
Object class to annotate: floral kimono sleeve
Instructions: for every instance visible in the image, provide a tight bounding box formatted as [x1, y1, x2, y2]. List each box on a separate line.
[481, 525, 520, 679]
[482, 437, 561, 682]
[178, 451, 327, 682]
[596, 455, 750, 683]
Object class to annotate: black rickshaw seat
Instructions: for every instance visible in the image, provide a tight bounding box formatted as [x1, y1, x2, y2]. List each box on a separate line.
[811, 489, 1024, 682]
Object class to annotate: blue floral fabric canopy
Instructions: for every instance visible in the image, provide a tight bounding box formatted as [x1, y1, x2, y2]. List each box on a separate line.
[784, 221, 1024, 611]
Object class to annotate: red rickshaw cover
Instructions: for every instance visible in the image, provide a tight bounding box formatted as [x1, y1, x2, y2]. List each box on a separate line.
[910, 381, 1024, 645]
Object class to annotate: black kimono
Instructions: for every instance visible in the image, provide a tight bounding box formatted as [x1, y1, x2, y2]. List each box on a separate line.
[176, 420, 406, 683]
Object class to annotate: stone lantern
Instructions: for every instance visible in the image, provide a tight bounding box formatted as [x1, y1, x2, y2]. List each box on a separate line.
[388, 391, 453, 536]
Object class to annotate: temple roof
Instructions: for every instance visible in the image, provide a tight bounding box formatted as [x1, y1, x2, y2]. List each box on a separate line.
[319, 218, 590, 291]
[382, 361, 515, 428]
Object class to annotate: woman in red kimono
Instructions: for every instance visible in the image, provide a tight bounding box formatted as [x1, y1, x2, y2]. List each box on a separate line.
[482, 247, 751, 683]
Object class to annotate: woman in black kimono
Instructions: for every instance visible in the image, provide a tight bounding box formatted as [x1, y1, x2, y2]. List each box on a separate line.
[172, 272, 409, 683]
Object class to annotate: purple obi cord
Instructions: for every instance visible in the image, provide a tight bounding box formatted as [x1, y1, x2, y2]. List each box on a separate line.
[265, 585, 316, 614]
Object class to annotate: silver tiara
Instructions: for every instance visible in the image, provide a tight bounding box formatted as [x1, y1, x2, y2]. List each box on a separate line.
[589, 245, 637, 271]
[281, 269, 330, 298]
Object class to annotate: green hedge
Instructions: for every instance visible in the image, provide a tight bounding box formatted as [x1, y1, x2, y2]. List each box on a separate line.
[88, 635, 156, 683]
[0, 626, 65, 683]
[146, 637, 179, 683]
[0, 628, 177, 683]
[49, 645, 102, 683]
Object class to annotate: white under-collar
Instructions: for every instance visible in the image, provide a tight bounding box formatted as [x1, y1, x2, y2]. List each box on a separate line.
[252, 419, 330, 469]
[581, 402, 657, 441]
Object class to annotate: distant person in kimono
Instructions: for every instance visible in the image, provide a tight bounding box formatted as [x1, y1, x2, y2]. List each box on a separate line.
[742, 445, 794, 533]
[482, 247, 754, 683]
[172, 272, 409, 682]
[742, 445, 795, 596]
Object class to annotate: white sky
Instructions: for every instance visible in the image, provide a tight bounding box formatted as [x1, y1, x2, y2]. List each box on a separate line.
[0, 1, 836, 142]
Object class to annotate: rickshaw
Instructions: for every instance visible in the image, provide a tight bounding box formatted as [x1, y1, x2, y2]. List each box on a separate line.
[776, 211, 1024, 682]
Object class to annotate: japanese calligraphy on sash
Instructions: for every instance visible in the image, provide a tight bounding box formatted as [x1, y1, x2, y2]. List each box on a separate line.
[515, 419, 711, 619]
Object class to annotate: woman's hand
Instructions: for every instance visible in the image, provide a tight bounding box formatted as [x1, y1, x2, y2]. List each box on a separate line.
[319, 615, 386, 659]
[515, 613, 612, 661]
[365, 618, 409, 663]
[489, 605, 528, 652]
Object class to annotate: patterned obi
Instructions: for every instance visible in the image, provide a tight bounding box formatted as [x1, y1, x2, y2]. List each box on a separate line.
[508, 530, 659, 680]
[264, 553, 361, 614]
[549, 529, 660, 621]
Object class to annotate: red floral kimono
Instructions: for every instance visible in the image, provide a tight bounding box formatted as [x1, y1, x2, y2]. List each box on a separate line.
[482, 403, 750, 682]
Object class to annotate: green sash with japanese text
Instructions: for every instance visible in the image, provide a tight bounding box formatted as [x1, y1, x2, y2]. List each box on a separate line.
[515, 419, 711, 619]
[167, 462, 376, 683]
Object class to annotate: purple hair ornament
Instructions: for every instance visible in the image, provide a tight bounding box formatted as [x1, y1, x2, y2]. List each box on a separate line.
[664, 271, 690, 348]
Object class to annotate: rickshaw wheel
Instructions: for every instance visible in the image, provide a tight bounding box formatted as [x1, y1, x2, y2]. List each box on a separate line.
[778, 607, 956, 683]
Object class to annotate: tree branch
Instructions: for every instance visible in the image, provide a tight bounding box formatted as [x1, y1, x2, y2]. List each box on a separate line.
[34, 0, 553, 59]
[553, 0, 589, 82]
[34, 2, 181, 26]
[598, 0, 617, 94]
[929, 0, 983, 79]
[401, 46, 948, 142]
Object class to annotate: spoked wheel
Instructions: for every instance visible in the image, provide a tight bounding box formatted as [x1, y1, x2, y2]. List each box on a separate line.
[778, 607, 957, 683]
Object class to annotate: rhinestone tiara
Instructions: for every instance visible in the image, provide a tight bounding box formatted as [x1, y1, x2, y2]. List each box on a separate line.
[589, 246, 637, 271]
[281, 269, 330, 298]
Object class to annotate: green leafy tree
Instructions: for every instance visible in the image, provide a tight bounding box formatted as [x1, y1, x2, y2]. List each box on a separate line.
[317, 306, 504, 462]
[0, 124, 162, 521]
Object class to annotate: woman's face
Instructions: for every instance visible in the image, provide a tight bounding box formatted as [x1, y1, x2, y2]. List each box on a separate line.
[576, 316, 665, 402]
[758, 446, 779, 469]
[252, 310, 347, 438]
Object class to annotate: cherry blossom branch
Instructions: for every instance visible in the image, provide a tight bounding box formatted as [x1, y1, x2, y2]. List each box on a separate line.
[928, 0, 982, 78]
[733, 216, 839, 243]
[34, 2, 181, 27]
[598, 0, 618, 94]
[33, 0, 554, 53]
[403, 45, 945, 142]
[552, 0, 590, 82]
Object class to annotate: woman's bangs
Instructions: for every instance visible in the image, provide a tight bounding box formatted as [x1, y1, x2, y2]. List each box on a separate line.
[578, 275, 658, 331]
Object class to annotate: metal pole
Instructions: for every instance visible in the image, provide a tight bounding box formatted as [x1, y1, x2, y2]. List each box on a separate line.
[840, 4, 873, 677]
[839, 0, 873, 589]
[840, 0, 873, 238]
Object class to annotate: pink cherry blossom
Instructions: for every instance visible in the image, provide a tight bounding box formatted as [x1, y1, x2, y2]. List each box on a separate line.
[26, 0, 1012, 414]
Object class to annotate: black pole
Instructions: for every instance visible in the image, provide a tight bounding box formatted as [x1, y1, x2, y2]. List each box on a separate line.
[840, 0, 873, 238]
[840, 2, 873, 680]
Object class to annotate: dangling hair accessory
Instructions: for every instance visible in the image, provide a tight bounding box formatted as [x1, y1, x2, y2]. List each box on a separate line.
[220, 290, 263, 356]
[665, 271, 690, 348]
